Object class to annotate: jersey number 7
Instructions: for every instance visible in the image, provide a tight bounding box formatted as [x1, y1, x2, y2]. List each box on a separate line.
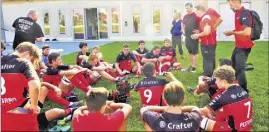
[244, 101, 251, 119]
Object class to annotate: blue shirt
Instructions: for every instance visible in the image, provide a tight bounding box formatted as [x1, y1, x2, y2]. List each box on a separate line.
[41, 54, 49, 66]
[172, 20, 182, 36]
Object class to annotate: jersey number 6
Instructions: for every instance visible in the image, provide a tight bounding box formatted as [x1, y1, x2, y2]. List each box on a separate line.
[144, 89, 152, 103]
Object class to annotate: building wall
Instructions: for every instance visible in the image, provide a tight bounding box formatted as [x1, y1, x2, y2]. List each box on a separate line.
[2, 0, 268, 42]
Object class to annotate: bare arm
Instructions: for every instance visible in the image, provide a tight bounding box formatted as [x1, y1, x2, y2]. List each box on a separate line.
[132, 50, 140, 56]
[199, 25, 211, 37]
[200, 107, 214, 118]
[140, 106, 166, 116]
[234, 27, 251, 36]
[108, 102, 132, 119]
[115, 62, 122, 73]
[181, 22, 185, 35]
[28, 79, 40, 113]
[213, 17, 223, 31]
[181, 106, 200, 113]
[41, 82, 59, 90]
[36, 37, 43, 42]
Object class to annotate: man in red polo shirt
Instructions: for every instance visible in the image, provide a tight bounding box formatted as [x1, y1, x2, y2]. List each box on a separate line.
[224, 0, 253, 92]
[192, 4, 217, 77]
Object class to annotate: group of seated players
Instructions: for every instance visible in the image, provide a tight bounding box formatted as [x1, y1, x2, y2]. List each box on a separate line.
[1, 38, 253, 131]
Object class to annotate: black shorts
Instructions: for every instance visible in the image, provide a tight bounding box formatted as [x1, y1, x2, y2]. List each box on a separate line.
[185, 36, 199, 55]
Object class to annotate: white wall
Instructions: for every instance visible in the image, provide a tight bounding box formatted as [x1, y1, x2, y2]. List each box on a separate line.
[2, 0, 268, 42]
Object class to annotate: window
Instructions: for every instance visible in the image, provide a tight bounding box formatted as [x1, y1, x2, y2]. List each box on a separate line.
[44, 12, 50, 35]
[133, 7, 141, 33]
[59, 10, 65, 34]
[112, 8, 119, 33]
[98, 8, 108, 39]
[153, 7, 161, 33]
[73, 9, 84, 39]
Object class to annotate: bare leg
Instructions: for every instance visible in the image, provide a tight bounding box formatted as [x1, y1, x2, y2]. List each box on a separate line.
[98, 71, 116, 82]
[192, 54, 198, 68]
[45, 108, 66, 121]
[39, 86, 50, 104]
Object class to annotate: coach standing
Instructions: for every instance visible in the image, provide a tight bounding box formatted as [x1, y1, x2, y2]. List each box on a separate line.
[224, 0, 253, 92]
[12, 9, 44, 50]
[171, 12, 184, 59]
[192, 4, 217, 77]
[181, 3, 200, 73]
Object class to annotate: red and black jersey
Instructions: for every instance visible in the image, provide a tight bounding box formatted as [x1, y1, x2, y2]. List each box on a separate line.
[160, 46, 176, 63]
[134, 77, 169, 106]
[1, 54, 39, 81]
[1, 54, 39, 112]
[135, 48, 149, 54]
[144, 51, 162, 59]
[161, 46, 176, 57]
[116, 52, 137, 71]
[45, 65, 70, 75]
[142, 109, 201, 131]
[207, 85, 253, 131]
[234, 6, 254, 48]
[72, 111, 124, 131]
[76, 51, 90, 66]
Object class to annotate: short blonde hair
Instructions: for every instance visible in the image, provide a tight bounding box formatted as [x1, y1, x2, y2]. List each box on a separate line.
[86, 87, 109, 111]
[215, 65, 236, 84]
[163, 81, 185, 106]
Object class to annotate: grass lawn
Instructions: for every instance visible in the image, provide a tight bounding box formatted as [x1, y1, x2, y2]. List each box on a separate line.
[43, 41, 268, 131]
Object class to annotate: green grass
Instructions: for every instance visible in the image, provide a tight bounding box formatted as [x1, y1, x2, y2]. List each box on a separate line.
[43, 41, 268, 131]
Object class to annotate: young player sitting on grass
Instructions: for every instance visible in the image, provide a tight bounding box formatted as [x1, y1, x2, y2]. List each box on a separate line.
[82, 54, 123, 84]
[141, 46, 169, 75]
[140, 81, 202, 131]
[199, 65, 253, 131]
[43, 52, 93, 108]
[188, 58, 233, 99]
[37, 44, 50, 74]
[72, 88, 132, 131]
[133, 63, 178, 106]
[115, 44, 141, 77]
[76, 42, 90, 66]
[132, 40, 149, 65]
[1, 42, 78, 131]
[160, 38, 182, 71]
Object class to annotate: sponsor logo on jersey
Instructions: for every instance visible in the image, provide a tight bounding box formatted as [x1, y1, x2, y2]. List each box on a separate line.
[167, 122, 194, 130]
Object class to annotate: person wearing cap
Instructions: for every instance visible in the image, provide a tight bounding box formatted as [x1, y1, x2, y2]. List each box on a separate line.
[1, 41, 6, 56]
[12, 9, 44, 50]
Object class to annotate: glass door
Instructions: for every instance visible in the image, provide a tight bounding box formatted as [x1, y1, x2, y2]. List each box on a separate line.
[73, 9, 85, 39]
[97, 8, 108, 39]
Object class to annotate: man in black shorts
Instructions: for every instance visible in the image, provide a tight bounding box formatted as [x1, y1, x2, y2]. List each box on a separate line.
[12, 9, 44, 50]
[181, 3, 200, 73]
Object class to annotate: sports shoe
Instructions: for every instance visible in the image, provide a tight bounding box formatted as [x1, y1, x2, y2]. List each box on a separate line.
[49, 125, 71, 132]
[68, 100, 83, 108]
[191, 67, 196, 73]
[57, 115, 72, 126]
[181, 67, 191, 72]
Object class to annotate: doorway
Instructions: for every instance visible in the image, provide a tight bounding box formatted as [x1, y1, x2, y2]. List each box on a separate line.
[85, 8, 98, 40]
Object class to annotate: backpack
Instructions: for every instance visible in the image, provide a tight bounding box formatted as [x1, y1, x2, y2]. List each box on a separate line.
[246, 9, 263, 40]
